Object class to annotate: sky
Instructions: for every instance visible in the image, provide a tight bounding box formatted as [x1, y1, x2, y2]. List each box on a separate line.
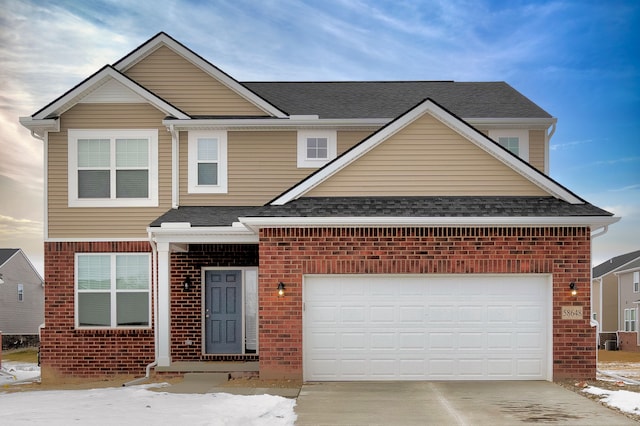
[0, 0, 638, 275]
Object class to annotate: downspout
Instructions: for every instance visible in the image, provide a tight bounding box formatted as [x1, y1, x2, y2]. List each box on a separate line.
[168, 124, 179, 209]
[123, 232, 159, 386]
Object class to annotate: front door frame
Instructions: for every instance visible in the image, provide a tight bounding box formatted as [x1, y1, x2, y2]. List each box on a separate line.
[201, 266, 259, 355]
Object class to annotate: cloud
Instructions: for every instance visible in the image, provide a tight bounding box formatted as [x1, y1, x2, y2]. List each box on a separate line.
[0, 215, 42, 238]
[550, 139, 593, 151]
[609, 184, 640, 192]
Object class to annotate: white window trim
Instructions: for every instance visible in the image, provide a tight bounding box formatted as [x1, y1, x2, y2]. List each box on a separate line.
[488, 129, 529, 162]
[68, 129, 158, 207]
[17, 283, 24, 302]
[297, 130, 337, 168]
[75, 253, 152, 329]
[634, 271, 639, 293]
[624, 308, 637, 332]
[188, 130, 228, 193]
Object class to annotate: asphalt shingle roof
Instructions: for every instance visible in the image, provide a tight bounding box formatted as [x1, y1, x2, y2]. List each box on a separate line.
[593, 249, 640, 278]
[150, 197, 611, 228]
[0, 248, 19, 267]
[243, 81, 552, 119]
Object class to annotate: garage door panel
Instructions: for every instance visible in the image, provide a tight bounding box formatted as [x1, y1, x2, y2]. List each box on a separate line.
[304, 275, 550, 381]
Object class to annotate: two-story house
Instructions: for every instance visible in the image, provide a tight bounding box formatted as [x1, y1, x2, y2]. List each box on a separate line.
[20, 32, 617, 383]
[592, 250, 640, 351]
[0, 248, 44, 348]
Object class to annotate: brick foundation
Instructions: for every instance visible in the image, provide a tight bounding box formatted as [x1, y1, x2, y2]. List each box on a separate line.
[258, 226, 594, 381]
[617, 332, 640, 352]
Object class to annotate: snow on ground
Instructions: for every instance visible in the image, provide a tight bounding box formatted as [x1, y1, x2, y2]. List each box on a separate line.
[4, 362, 640, 423]
[583, 386, 640, 417]
[1, 363, 296, 425]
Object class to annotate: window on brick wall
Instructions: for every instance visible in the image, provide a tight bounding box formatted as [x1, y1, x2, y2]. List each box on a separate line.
[75, 253, 150, 328]
[624, 308, 637, 332]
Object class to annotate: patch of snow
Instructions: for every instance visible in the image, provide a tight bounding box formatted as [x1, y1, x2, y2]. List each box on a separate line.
[0, 363, 296, 425]
[0, 361, 41, 384]
[584, 386, 640, 417]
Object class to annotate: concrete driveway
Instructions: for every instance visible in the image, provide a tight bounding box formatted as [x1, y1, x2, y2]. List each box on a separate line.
[294, 381, 636, 425]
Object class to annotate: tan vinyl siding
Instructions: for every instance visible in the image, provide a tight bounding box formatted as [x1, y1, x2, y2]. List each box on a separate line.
[307, 113, 548, 197]
[529, 129, 545, 173]
[48, 103, 172, 238]
[179, 130, 374, 205]
[124, 46, 266, 116]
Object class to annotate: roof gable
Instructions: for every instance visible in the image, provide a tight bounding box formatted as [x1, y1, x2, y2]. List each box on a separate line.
[0, 248, 19, 267]
[271, 99, 583, 205]
[29, 65, 189, 120]
[593, 249, 640, 278]
[114, 32, 287, 118]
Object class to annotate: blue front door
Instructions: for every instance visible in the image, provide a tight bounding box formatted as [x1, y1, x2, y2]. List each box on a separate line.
[205, 270, 242, 354]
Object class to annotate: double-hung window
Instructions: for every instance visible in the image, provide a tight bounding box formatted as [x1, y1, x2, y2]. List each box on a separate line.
[624, 308, 637, 332]
[634, 271, 639, 293]
[297, 130, 337, 168]
[76, 253, 151, 328]
[68, 129, 158, 207]
[188, 130, 228, 193]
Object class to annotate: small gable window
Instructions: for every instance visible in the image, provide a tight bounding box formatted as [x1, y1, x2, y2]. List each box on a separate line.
[297, 130, 337, 168]
[68, 129, 158, 207]
[498, 137, 519, 156]
[188, 130, 228, 193]
[17, 284, 24, 302]
[634, 271, 639, 293]
[488, 129, 529, 162]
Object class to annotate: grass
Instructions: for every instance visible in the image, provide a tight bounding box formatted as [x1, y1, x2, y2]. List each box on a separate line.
[598, 350, 640, 363]
[2, 348, 38, 363]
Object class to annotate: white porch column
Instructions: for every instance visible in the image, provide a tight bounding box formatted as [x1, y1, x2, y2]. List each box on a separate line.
[156, 242, 171, 367]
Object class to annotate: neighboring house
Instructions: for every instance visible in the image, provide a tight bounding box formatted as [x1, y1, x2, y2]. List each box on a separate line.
[20, 32, 618, 383]
[0, 249, 44, 347]
[592, 250, 640, 351]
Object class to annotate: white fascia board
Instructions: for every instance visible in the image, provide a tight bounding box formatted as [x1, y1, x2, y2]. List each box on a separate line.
[162, 117, 389, 131]
[614, 265, 640, 276]
[239, 215, 620, 232]
[467, 117, 557, 130]
[18, 117, 59, 138]
[115, 33, 287, 118]
[271, 100, 582, 205]
[148, 225, 258, 244]
[32, 67, 189, 120]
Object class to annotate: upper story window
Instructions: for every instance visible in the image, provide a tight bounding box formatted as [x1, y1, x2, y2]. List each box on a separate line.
[17, 284, 24, 302]
[624, 308, 637, 332]
[188, 130, 228, 193]
[634, 271, 639, 293]
[68, 129, 158, 207]
[297, 130, 337, 168]
[75, 253, 150, 328]
[488, 129, 529, 162]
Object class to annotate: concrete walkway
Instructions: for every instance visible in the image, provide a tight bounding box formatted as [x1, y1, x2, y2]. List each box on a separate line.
[294, 381, 637, 425]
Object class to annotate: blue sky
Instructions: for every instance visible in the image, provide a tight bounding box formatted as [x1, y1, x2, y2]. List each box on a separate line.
[0, 0, 638, 273]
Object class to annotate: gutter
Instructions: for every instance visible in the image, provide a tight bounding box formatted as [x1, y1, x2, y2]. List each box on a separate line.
[123, 233, 159, 387]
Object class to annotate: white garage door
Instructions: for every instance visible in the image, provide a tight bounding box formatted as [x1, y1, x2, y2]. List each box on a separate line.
[303, 275, 550, 381]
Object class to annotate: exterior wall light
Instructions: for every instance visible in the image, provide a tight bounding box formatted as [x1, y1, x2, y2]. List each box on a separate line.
[569, 282, 577, 297]
[183, 276, 192, 291]
[277, 282, 285, 297]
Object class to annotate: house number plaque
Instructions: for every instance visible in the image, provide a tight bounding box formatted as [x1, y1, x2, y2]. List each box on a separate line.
[561, 306, 583, 320]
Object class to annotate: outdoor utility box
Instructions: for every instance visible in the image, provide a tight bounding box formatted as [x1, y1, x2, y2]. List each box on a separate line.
[605, 340, 617, 351]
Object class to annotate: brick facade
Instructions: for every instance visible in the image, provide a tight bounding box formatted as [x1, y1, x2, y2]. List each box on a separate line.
[41, 241, 155, 381]
[170, 244, 258, 361]
[258, 226, 593, 380]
